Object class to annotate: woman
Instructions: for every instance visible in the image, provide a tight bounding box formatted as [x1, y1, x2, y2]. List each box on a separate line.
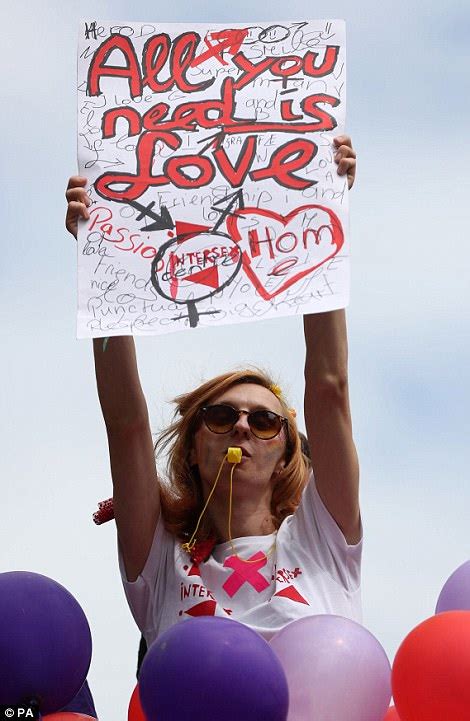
[65, 134, 358, 702]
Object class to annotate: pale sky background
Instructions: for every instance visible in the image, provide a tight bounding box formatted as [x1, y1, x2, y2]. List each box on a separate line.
[1, 1, 469, 718]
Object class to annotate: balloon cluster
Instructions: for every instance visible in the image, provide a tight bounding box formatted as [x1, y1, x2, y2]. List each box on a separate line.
[129, 560, 470, 721]
[2, 562, 469, 721]
[129, 615, 392, 721]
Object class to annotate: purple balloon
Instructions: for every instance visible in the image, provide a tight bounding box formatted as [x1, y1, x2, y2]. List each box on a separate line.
[270, 615, 391, 721]
[436, 560, 470, 613]
[0, 572, 92, 714]
[139, 617, 289, 721]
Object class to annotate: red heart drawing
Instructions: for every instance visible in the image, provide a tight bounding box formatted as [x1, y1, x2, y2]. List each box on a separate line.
[226, 204, 344, 300]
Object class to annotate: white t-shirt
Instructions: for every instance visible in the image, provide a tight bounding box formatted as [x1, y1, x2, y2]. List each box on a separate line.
[118, 471, 362, 647]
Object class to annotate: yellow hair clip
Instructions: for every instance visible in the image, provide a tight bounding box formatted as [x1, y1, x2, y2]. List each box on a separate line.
[269, 383, 282, 399]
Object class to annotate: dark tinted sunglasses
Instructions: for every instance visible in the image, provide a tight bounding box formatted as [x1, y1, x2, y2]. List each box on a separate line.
[200, 404, 287, 440]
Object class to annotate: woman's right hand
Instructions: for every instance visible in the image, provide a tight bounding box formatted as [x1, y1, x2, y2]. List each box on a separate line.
[65, 176, 91, 239]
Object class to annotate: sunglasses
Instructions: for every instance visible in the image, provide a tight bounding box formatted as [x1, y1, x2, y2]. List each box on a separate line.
[200, 404, 287, 440]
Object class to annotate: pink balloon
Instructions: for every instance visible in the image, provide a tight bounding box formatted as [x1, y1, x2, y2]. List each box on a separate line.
[270, 615, 391, 721]
[436, 560, 470, 613]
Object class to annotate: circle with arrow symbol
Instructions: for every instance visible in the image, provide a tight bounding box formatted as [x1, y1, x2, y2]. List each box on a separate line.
[150, 226, 242, 327]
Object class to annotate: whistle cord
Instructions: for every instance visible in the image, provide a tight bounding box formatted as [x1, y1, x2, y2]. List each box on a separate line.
[182, 452, 228, 554]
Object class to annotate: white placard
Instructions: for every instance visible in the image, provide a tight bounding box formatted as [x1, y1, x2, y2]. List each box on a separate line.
[77, 19, 348, 337]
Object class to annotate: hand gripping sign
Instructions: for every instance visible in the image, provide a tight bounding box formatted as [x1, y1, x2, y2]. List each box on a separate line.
[77, 20, 348, 338]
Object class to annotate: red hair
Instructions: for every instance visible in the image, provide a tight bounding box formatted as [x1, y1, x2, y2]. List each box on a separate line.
[157, 369, 309, 542]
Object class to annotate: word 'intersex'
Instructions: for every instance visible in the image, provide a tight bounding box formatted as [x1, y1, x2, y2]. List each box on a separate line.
[87, 31, 341, 201]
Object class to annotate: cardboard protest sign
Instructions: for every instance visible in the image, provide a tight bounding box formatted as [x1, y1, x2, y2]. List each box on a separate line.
[77, 20, 348, 338]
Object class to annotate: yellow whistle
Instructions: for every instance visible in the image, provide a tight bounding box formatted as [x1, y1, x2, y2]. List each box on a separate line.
[227, 447, 242, 464]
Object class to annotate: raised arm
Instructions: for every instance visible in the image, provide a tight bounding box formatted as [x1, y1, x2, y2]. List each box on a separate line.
[66, 178, 160, 581]
[93, 337, 160, 581]
[303, 136, 360, 544]
[303, 311, 360, 544]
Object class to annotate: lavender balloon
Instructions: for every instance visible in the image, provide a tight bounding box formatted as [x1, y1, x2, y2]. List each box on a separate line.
[0, 572, 92, 714]
[270, 615, 391, 721]
[139, 616, 289, 721]
[436, 560, 470, 613]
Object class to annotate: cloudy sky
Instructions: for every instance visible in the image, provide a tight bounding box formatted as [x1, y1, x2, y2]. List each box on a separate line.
[1, 0, 469, 718]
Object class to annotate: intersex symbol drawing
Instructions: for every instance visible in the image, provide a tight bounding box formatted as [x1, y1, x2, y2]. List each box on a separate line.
[151, 230, 242, 328]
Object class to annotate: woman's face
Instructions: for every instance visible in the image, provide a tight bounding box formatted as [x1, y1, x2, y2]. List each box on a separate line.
[190, 383, 287, 497]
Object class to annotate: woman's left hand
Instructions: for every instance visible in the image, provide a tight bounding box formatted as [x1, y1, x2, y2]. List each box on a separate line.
[334, 135, 357, 190]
